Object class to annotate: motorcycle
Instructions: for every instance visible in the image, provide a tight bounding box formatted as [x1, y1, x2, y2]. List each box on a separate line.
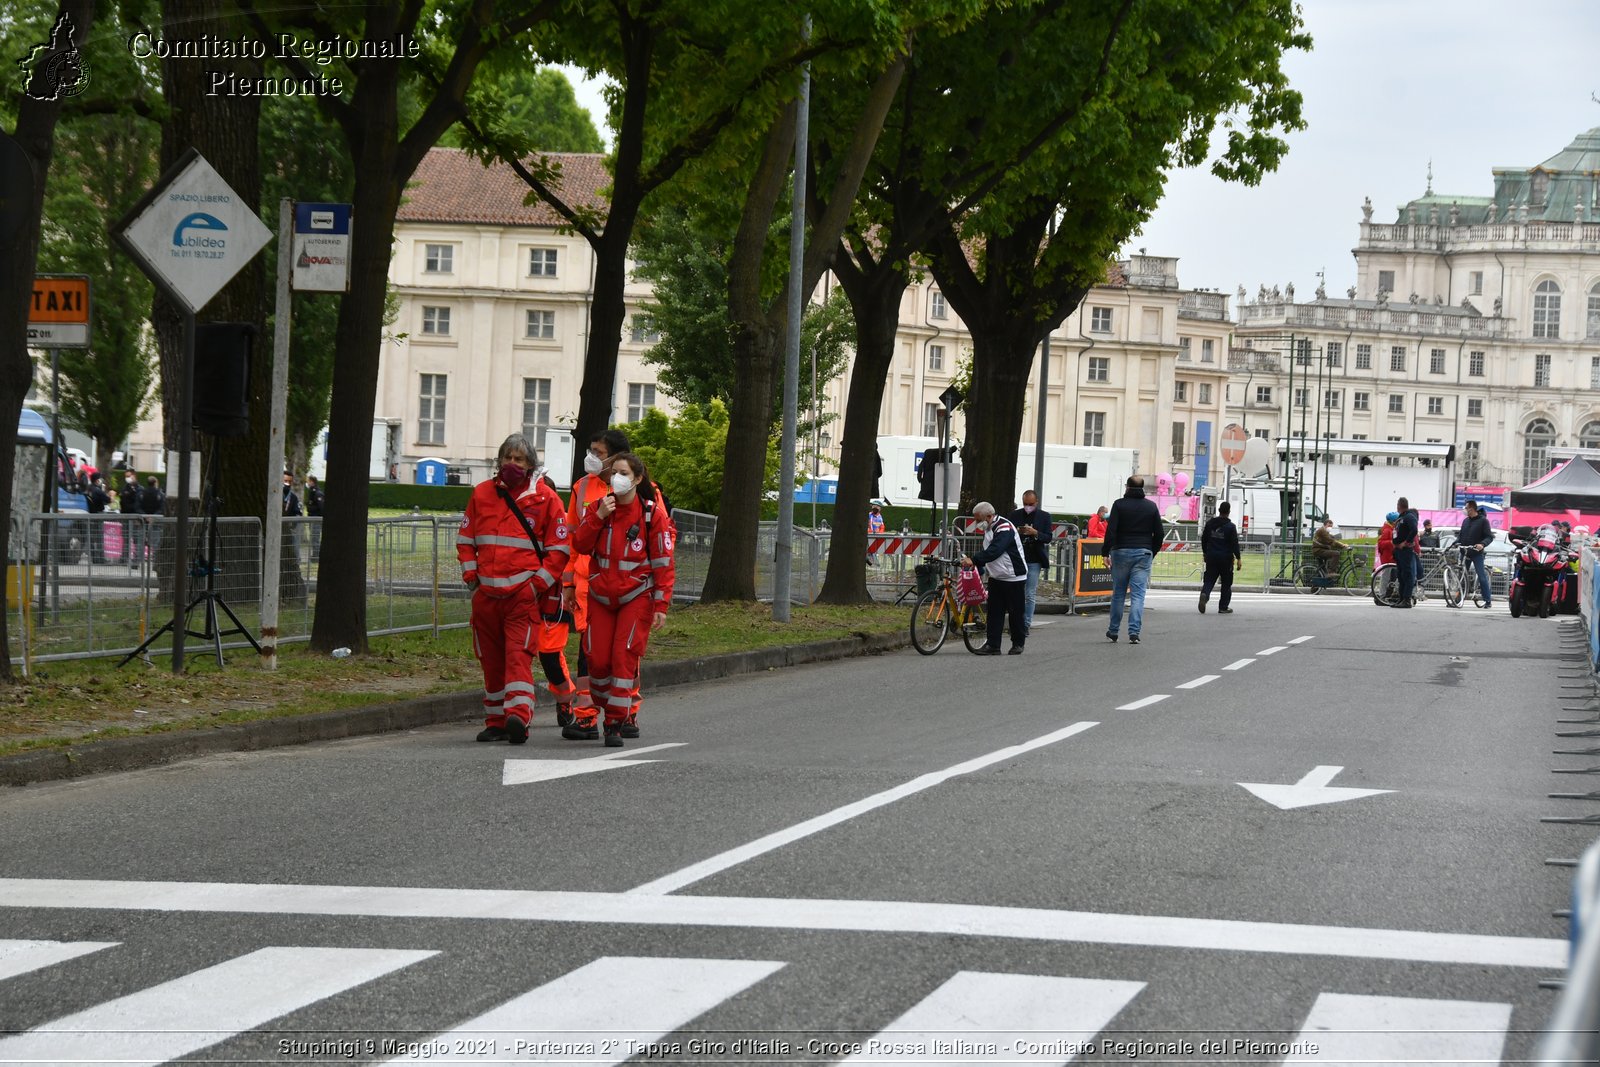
[1508, 524, 1574, 618]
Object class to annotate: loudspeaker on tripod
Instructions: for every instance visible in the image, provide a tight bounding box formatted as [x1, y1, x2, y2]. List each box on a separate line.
[194, 322, 254, 438]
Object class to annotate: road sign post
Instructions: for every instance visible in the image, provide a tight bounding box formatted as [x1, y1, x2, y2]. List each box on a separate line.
[112, 149, 272, 673]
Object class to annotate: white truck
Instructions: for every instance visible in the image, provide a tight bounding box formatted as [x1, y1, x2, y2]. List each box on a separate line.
[1276, 440, 1455, 530]
[876, 435, 1137, 515]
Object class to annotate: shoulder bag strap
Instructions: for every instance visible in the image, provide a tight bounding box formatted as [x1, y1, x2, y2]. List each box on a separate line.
[495, 486, 545, 563]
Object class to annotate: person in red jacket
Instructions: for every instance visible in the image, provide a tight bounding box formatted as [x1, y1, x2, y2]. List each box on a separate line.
[457, 435, 570, 744]
[559, 429, 628, 740]
[573, 452, 675, 748]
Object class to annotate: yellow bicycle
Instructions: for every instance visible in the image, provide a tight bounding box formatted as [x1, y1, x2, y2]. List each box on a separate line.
[909, 556, 989, 655]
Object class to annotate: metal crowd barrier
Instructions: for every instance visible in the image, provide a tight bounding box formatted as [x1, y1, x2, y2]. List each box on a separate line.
[1537, 830, 1600, 1059]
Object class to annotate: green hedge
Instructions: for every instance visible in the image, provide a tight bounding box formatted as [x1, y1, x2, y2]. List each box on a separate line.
[363, 481, 472, 511]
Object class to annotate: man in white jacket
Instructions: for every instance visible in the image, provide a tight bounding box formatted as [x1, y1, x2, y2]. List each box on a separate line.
[961, 501, 1028, 656]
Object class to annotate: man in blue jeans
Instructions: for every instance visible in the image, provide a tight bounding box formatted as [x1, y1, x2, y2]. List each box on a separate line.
[1457, 498, 1494, 607]
[1102, 476, 1164, 644]
[1392, 496, 1418, 608]
[1006, 490, 1053, 636]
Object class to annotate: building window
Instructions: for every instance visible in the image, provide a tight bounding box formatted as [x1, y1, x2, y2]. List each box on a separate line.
[1536, 352, 1552, 388]
[522, 378, 551, 441]
[626, 383, 657, 423]
[1387, 394, 1404, 413]
[1086, 356, 1110, 382]
[1090, 307, 1113, 333]
[1174, 381, 1189, 403]
[922, 402, 942, 438]
[1581, 421, 1600, 449]
[1385, 435, 1402, 466]
[1200, 339, 1215, 363]
[927, 343, 945, 372]
[1524, 418, 1556, 483]
[1429, 348, 1446, 374]
[1198, 383, 1212, 405]
[1352, 433, 1368, 440]
[528, 247, 559, 277]
[1467, 398, 1483, 418]
[629, 315, 661, 344]
[1469, 350, 1485, 376]
[423, 244, 453, 274]
[1294, 388, 1309, 409]
[1356, 344, 1372, 370]
[1171, 422, 1185, 464]
[1378, 270, 1395, 294]
[1255, 385, 1273, 405]
[1353, 391, 1370, 411]
[1588, 283, 1600, 339]
[1324, 389, 1341, 409]
[1254, 428, 1271, 440]
[1470, 271, 1483, 295]
[930, 291, 948, 320]
[525, 309, 555, 339]
[1295, 339, 1313, 366]
[1426, 396, 1443, 415]
[1178, 337, 1191, 362]
[1462, 442, 1481, 479]
[1592, 355, 1600, 389]
[1390, 346, 1407, 372]
[1533, 279, 1561, 338]
[418, 374, 446, 445]
[420, 306, 451, 336]
[1082, 411, 1106, 447]
[1326, 341, 1343, 367]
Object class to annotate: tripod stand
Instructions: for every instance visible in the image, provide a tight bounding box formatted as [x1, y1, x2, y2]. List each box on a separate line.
[120, 437, 261, 668]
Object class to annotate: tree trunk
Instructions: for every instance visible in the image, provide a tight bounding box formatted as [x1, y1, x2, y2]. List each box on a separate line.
[960, 327, 1035, 514]
[308, 149, 402, 653]
[0, 0, 96, 679]
[571, 216, 636, 475]
[815, 269, 906, 604]
[700, 323, 780, 602]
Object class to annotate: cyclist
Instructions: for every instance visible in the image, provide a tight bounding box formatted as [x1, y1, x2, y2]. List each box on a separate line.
[1311, 517, 1348, 577]
[1457, 499, 1494, 608]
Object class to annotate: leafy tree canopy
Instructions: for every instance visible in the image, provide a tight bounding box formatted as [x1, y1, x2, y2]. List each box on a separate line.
[617, 400, 783, 515]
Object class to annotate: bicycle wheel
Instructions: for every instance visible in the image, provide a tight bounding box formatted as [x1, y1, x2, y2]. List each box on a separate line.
[1442, 565, 1463, 607]
[1293, 561, 1319, 594]
[1370, 563, 1398, 606]
[910, 588, 950, 654]
[961, 602, 991, 653]
[1339, 555, 1366, 595]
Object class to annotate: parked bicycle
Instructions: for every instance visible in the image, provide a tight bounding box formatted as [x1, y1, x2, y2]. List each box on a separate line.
[1293, 547, 1368, 595]
[909, 555, 990, 655]
[1372, 545, 1474, 607]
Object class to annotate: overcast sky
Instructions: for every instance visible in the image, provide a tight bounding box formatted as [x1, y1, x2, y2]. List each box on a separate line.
[559, 1, 1600, 298]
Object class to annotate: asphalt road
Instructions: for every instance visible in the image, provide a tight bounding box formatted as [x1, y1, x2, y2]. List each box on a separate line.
[0, 588, 1591, 1065]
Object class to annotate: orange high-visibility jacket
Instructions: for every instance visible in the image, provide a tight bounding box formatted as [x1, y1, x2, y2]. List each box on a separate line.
[562, 473, 609, 619]
[574, 489, 676, 613]
[457, 477, 571, 597]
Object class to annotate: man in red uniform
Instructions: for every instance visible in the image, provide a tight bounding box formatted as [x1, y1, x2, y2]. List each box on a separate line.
[458, 435, 570, 743]
[573, 452, 675, 748]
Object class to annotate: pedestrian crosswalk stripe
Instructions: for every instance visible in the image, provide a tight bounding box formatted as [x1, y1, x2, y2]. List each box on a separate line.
[1283, 992, 1512, 1064]
[385, 956, 784, 1065]
[0, 938, 117, 981]
[840, 972, 1145, 1064]
[0, 946, 435, 1066]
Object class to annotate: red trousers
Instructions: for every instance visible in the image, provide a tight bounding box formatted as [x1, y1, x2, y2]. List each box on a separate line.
[583, 597, 654, 726]
[471, 584, 537, 728]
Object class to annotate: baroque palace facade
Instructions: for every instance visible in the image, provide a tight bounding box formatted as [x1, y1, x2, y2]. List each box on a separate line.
[1226, 126, 1600, 492]
[380, 147, 1231, 489]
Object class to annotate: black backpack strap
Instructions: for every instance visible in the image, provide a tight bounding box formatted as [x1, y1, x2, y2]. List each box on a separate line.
[496, 486, 545, 562]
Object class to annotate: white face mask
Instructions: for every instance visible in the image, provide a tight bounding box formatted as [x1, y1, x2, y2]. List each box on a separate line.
[583, 450, 604, 475]
[610, 472, 635, 496]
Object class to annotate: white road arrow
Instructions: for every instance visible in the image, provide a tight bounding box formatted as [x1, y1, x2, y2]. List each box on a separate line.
[1238, 765, 1392, 810]
[503, 743, 686, 786]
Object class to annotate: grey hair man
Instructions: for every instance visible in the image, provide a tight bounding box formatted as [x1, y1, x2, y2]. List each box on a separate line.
[960, 501, 1028, 654]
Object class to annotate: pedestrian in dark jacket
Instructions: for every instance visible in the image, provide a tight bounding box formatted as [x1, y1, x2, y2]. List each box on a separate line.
[1006, 491, 1053, 635]
[305, 475, 324, 563]
[1393, 497, 1419, 607]
[1199, 502, 1242, 614]
[118, 471, 139, 566]
[138, 475, 165, 562]
[1458, 499, 1494, 608]
[1101, 476, 1164, 643]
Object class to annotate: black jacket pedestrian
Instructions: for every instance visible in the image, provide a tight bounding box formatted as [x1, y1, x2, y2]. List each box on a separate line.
[1101, 486, 1164, 556]
[1005, 505, 1054, 568]
[282, 485, 302, 517]
[306, 484, 324, 517]
[1201, 515, 1241, 562]
[86, 484, 110, 514]
[118, 478, 139, 514]
[137, 482, 164, 515]
[1394, 509, 1419, 550]
[1458, 511, 1494, 551]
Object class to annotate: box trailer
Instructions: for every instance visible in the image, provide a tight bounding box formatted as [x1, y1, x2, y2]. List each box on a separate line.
[875, 435, 1136, 514]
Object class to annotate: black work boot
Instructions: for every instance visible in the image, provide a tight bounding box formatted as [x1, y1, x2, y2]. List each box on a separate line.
[555, 703, 575, 729]
[475, 725, 507, 742]
[603, 721, 624, 748]
[504, 716, 529, 745]
[620, 714, 640, 739]
[562, 720, 599, 741]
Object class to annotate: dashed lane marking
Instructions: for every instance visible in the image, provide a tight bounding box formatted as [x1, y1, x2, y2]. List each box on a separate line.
[1223, 659, 1255, 671]
[1176, 675, 1220, 690]
[1115, 695, 1170, 711]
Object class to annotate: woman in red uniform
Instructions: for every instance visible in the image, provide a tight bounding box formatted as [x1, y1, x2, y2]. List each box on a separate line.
[573, 452, 675, 748]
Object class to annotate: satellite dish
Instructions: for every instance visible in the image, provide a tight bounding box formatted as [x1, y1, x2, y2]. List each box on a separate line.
[1238, 437, 1273, 478]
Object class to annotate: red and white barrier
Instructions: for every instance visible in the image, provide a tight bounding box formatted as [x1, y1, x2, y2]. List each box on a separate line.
[867, 536, 947, 556]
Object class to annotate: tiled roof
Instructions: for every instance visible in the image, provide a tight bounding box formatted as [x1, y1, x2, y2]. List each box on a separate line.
[397, 147, 611, 227]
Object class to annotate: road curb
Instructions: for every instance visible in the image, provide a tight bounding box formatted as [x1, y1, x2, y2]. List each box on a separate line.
[0, 630, 910, 788]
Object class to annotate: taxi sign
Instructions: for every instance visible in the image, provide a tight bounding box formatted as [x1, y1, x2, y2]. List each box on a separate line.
[27, 275, 90, 347]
